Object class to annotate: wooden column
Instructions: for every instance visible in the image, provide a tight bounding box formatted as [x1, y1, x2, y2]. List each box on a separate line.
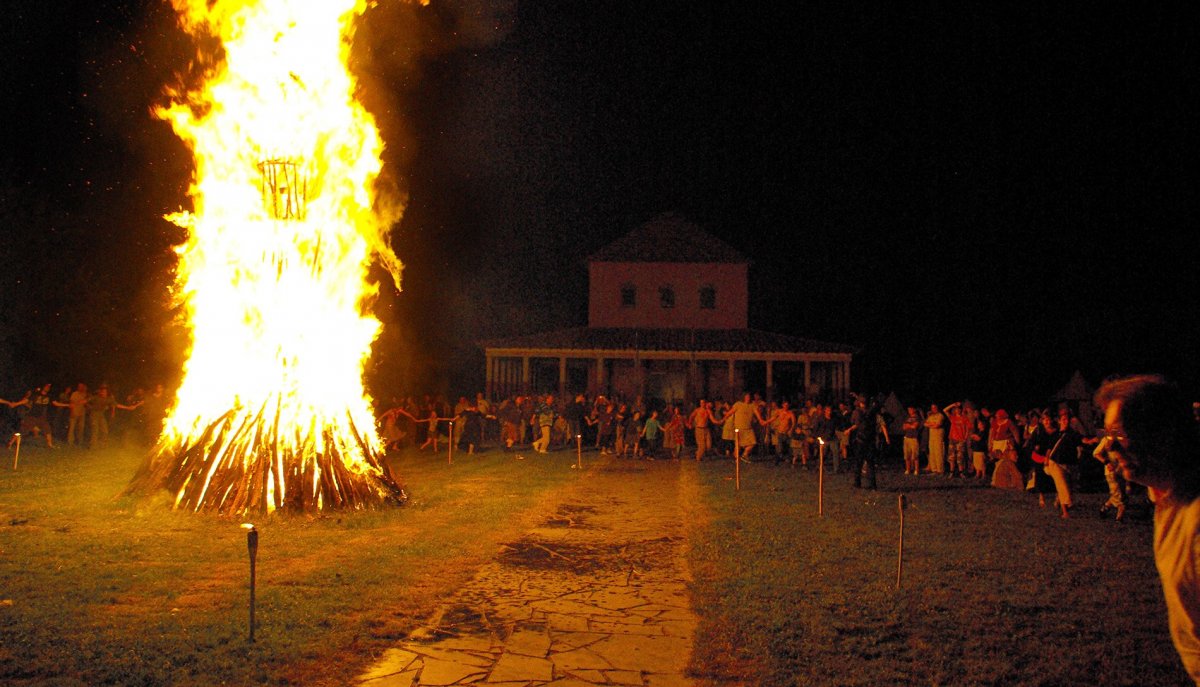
[485, 353, 494, 400]
[765, 360, 774, 401]
[521, 356, 530, 395]
[689, 357, 698, 404]
[558, 356, 567, 398]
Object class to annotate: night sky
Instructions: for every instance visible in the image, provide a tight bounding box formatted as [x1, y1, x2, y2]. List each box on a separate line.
[1, 1, 1195, 407]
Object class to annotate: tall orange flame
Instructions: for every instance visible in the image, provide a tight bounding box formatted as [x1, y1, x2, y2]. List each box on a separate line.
[133, 0, 405, 513]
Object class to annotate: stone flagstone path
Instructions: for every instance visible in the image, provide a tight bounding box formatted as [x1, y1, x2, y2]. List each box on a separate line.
[357, 455, 700, 687]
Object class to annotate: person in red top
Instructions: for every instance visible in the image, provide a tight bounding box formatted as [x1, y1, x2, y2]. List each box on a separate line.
[946, 402, 970, 478]
[662, 405, 686, 460]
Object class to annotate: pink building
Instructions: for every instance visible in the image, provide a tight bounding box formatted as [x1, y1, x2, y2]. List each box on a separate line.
[481, 214, 854, 403]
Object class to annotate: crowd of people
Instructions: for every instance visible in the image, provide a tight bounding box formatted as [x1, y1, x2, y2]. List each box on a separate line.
[7, 381, 1192, 528]
[7, 379, 1190, 516]
[1, 383, 167, 450]
[373, 387, 1197, 522]
[5, 375, 1200, 679]
[381, 379, 1200, 681]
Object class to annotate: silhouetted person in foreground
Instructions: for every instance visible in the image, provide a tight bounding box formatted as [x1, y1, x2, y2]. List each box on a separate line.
[1095, 375, 1200, 684]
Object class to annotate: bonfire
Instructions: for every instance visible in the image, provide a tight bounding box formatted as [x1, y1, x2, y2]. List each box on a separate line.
[128, 0, 406, 514]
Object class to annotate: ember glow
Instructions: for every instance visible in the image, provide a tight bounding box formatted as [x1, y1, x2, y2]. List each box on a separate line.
[131, 0, 406, 513]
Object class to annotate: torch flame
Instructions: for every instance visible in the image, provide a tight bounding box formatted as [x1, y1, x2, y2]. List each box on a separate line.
[135, 0, 406, 514]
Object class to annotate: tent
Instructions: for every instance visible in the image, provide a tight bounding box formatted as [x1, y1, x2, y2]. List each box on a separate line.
[1051, 370, 1093, 402]
[1051, 370, 1096, 433]
[882, 391, 907, 435]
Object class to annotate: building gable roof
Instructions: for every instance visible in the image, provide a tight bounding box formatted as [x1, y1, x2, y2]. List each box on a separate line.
[587, 213, 748, 264]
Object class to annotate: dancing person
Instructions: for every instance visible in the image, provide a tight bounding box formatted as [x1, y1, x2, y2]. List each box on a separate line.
[628, 408, 648, 456]
[664, 405, 686, 460]
[1043, 411, 1082, 518]
[640, 409, 665, 460]
[564, 394, 587, 445]
[1025, 412, 1060, 509]
[86, 385, 141, 449]
[791, 401, 815, 467]
[418, 404, 444, 452]
[614, 403, 630, 457]
[766, 400, 795, 464]
[835, 401, 853, 471]
[7, 384, 68, 448]
[717, 401, 735, 456]
[815, 404, 839, 471]
[531, 394, 555, 454]
[66, 383, 89, 447]
[688, 399, 716, 461]
[590, 400, 616, 455]
[1094, 426, 1129, 521]
[457, 400, 484, 454]
[723, 393, 765, 461]
[380, 402, 415, 451]
[2, 392, 31, 447]
[498, 396, 522, 451]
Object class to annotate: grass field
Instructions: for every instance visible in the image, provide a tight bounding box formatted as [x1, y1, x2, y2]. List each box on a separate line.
[687, 458, 1190, 686]
[0, 443, 580, 686]
[1, 443, 1190, 686]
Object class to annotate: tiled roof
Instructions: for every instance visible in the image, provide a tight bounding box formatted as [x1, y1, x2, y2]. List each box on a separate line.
[587, 213, 748, 264]
[480, 327, 857, 355]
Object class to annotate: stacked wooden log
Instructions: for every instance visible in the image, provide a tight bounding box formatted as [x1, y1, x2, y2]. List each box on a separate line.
[126, 402, 406, 515]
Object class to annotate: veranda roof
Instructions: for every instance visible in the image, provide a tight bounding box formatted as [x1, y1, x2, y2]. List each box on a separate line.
[480, 327, 857, 355]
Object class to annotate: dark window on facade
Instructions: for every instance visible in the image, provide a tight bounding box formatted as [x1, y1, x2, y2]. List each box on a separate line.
[659, 286, 675, 309]
[620, 284, 636, 308]
[699, 285, 717, 309]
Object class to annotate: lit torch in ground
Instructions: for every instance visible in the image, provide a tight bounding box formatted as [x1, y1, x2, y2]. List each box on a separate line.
[818, 437, 825, 516]
[734, 429, 741, 491]
[243, 523, 258, 641]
